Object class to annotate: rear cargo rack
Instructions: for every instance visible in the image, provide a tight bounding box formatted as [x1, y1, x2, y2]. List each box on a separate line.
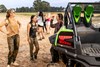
[82, 44, 100, 57]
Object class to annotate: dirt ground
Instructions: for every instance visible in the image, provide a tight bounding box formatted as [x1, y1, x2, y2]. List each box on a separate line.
[0, 14, 66, 67]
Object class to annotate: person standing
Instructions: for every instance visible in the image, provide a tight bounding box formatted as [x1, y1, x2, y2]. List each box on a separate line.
[0, 9, 21, 67]
[45, 13, 51, 34]
[37, 11, 45, 40]
[43, 15, 47, 33]
[27, 15, 39, 61]
[50, 14, 63, 63]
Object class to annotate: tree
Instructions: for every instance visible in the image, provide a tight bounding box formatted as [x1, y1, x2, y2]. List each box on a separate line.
[15, 0, 64, 12]
[33, 0, 42, 11]
[29, 7, 34, 12]
[16, 7, 34, 12]
[42, 1, 50, 11]
[33, 0, 50, 12]
[49, 6, 64, 12]
[0, 4, 7, 12]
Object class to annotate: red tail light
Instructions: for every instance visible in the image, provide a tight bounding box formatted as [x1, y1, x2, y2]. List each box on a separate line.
[59, 36, 72, 40]
[58, 35, 73, 47]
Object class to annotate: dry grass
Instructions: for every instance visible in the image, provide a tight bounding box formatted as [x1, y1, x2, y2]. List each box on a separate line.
[0, 13, 65, 67]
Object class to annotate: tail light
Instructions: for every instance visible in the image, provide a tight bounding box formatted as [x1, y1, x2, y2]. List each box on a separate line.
[57, 32, 73, 47]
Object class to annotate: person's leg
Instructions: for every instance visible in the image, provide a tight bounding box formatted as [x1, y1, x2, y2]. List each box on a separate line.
[46, 22, 48, 34]
[46, 25, 50, 34]
[44, 23, 47, 32]
[28, 37, 34, 60]
[46, 25, 48, 33]
[7, 36, 14, 65]
[13, 34, 20, 63]
[43, 23, 45, 32]
[38, 27, 42, 40]
[41, 27, 45, 39]
[50, 46, 59, 63]
[49, 26, 51, 34]
[48, 22, 51, 34]
[33, 38, 39, 59]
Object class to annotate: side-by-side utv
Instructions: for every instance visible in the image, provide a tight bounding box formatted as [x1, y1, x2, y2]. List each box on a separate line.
[53, 2, 100, 67]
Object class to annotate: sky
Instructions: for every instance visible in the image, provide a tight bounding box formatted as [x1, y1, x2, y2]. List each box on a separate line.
[0, 0, 99, 9]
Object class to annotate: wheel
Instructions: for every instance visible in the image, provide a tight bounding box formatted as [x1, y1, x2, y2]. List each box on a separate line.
[47, 63, 60, 67]
[66, 60, 76, 67]
[74, 62, 85, 67]
[61, 54, 68, 64]
[66, 61, 85, 67]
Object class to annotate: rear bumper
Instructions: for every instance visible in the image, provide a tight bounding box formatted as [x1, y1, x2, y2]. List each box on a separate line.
[54, 46, 100, 67]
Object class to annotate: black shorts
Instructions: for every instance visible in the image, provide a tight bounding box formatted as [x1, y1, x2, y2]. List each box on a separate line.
[38, 25, 43, 27]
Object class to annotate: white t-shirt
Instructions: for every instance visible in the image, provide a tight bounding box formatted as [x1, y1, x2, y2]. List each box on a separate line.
[37, 16, 44, 26]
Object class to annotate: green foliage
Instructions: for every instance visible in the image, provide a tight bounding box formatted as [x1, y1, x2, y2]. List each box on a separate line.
[0, 4, 7, 12]
[16, 7, 34, 12]
[50, 6, 64, 12]
[0, 0, 64, 12]
[16, 0, 64, 12]
[33, 0, 50, 11]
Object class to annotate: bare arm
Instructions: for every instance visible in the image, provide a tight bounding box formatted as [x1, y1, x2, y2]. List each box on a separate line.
[27, 23, 31, 42]
[27, 23, 31, 38]
[0, 20, 7, 34]
[17, 20, 21, 28]
[50, 19, 56, 28]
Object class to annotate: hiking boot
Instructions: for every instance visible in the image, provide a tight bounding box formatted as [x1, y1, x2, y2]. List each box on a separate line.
[30, 54, 35, 61]
[34, 55, 37, 59]
[30, 57, 35, 61]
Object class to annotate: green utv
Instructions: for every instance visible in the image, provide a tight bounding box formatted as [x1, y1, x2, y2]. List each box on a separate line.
[50, 2, 100, 67]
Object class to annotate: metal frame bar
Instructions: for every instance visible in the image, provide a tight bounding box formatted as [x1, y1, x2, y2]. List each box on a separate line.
[64, 2, 100, 49]
[69, 2, 100, 4]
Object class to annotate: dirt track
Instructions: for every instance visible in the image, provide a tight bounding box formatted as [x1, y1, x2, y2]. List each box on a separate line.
[0, 14, 65, 67]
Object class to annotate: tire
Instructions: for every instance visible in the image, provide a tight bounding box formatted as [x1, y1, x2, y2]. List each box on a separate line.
[61, 54, 68, 64]
[50, 47, 59, 63]
[47, 63, 60, 67]
[74, 63, 85, 67]
[66, 60, 76, 67]
[66, 61, 85, 67]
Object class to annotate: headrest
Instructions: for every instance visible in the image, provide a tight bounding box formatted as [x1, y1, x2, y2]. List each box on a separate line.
[73, 5, 82, 24]
[83, 5, 94, 27]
